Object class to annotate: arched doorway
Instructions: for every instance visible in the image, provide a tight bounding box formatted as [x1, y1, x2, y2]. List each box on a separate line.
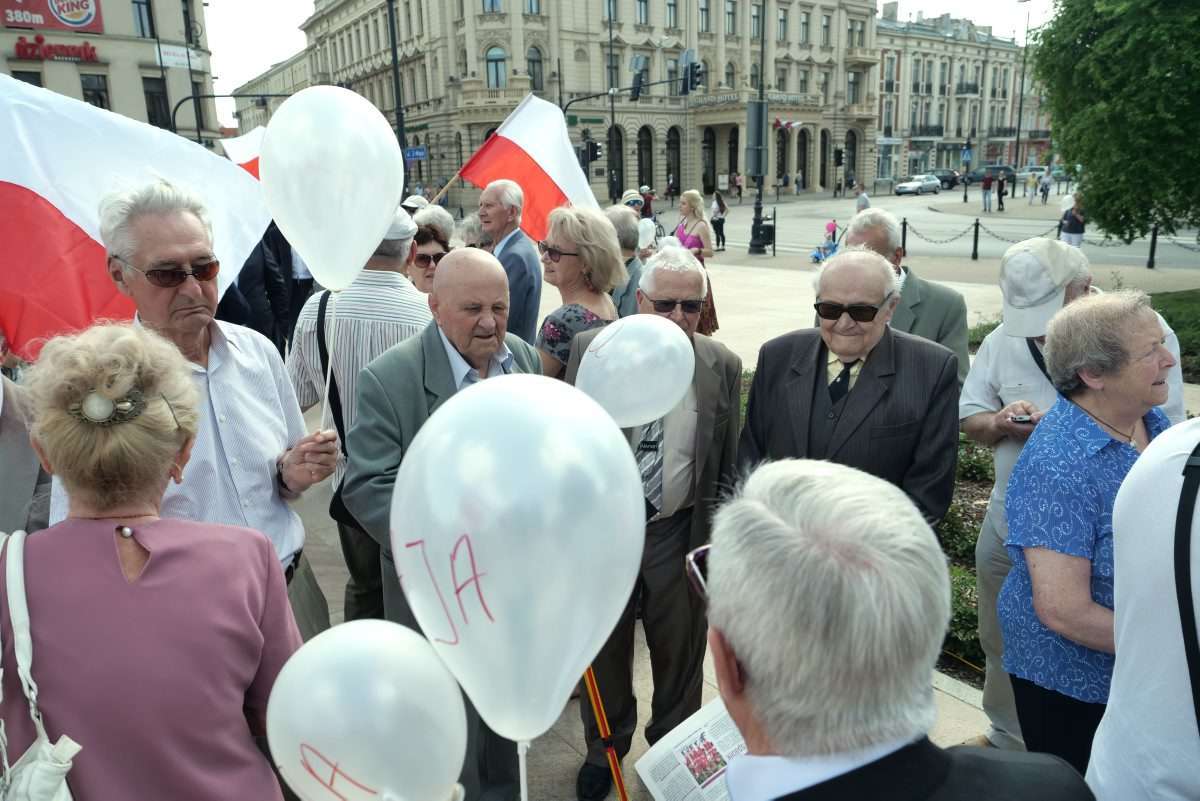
[775, 127, 789, 185]
[819, 129, 830, 188]
[607, 126, 624, 201]
[727, 126, 739, 175]
[845, 130, 859, 186]
[666, 126, 682, 195]
[796, 128, 809, 189]
[637, 126, 654, 188]
[701, 127, 716, 195]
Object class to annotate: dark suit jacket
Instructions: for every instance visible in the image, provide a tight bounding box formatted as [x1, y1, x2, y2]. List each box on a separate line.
[0, 378, 49, 534]
[776, 738, 1093, 801]
[739, 327, 958, 524]
[238, 237, 290, 352]
[341, 322, 542, 620]
[495, 229, 543, 345]
[565, 327, 742, 552]
[893, 267, 969, 386]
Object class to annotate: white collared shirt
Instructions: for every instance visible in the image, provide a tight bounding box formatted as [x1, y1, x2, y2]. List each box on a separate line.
[291, 246, 312, 279]
[287, 270, 432, 486]
[637, 382, 699, 520]
[492, 227, 521, 258]
[51, 320, 309, 566]
[437, 328, 515, 391]
[896, 266, 909, 295]
[724, 737, 914, 801]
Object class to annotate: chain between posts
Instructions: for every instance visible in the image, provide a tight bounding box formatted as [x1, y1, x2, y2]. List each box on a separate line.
[1167, 238, 1200, 253]
[905, 222, 977, 245]
[976, 221, 1059, 244]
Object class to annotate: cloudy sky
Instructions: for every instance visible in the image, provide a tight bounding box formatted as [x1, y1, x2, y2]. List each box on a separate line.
[206, 0, 1058, 128]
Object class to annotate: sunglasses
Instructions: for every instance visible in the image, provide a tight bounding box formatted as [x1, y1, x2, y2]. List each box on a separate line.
[413, 251, 448, 269]
[813, 292, 893, 323]
[115, 256, 220, 288]
[648, 298, 704, 315]
[625, 199, 644, 208]
[537, 241, 579, 263]
[685, 544, 711, 601]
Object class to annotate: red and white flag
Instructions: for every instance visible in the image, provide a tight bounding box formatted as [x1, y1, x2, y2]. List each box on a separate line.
[459, 93, 598, 241]
[0, 74, 269, 360]
[219, 125, 266, 179]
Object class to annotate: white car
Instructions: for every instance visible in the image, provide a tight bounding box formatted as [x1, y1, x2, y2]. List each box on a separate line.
[895, 174, 941, 195]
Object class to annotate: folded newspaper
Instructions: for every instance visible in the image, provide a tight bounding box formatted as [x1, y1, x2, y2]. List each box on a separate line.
[634, 698, 747, 801]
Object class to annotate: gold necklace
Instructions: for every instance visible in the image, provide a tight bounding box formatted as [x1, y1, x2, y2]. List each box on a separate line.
[1076, 402, 1137, 444]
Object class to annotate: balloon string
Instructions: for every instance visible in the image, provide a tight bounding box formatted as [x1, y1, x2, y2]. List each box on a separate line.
[583, 667, 630, 801]
[518, 740, 530, 801]
[319, 290, 338, 435]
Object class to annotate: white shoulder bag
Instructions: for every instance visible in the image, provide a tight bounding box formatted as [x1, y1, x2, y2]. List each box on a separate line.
[0, 530, 81, 801]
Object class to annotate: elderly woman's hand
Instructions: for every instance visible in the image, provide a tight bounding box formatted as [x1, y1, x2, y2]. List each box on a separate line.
[279, 430, 339, 493]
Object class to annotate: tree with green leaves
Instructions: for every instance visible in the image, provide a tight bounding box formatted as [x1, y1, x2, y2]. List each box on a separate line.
[1033, 0, 1200, 242]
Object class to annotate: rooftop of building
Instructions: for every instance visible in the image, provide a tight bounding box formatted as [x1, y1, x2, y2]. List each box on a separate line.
[877, 2, 1020, 48]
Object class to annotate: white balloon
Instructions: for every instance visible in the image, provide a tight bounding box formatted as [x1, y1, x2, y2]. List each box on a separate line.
[260, 86, 404, 291]
[638, 217, 657, 249]
[576, 314, 696, 428]
[390, 375, 645, 742]
[267, 620, 466, 801]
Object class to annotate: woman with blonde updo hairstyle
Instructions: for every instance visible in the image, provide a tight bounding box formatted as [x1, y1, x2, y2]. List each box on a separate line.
[3, 323, 302, 801]
[673, 189, 719, 335]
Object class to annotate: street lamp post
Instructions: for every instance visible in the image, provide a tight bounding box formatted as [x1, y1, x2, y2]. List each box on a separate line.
[1013, 0, 1031, 170]
[607, 5, 618, 203]
[748, 2, 768, 255]
[384, 0, 408, 154]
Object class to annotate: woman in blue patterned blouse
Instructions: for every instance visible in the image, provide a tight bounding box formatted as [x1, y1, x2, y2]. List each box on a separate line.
[999, 290, 1176, 773]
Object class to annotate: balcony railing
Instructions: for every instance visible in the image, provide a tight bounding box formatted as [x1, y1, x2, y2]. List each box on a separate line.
[911, 124, 944, 137]
[1027, 129, 1052, 139]
[989, 126, 1018, 138]
[955, 81, 979, 95]
[953, 127, 978, 138]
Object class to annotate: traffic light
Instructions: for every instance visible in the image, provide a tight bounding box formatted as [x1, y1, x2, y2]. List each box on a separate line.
[630, 71, 645, 102]
[629, 55, 649, 102]
[689, 62, 703, 92]
[586, 141, 603, 163]
[834, 148, 844, 167]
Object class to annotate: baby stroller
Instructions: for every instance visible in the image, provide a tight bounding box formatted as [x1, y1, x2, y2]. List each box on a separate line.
[810, 220, 840, 263]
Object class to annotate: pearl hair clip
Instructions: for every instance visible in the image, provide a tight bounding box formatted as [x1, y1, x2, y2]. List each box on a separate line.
[69, 388, 147, 427]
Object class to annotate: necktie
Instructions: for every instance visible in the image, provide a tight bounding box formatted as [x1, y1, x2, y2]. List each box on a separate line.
[828, 361, 857, 405]
[638, 417, 664, 518]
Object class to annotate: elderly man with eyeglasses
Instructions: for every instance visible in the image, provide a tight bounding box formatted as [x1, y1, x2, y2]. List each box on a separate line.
[564, 245, 742, 801]
[739, 246, 959, 525]
[48, 179, 339, 640]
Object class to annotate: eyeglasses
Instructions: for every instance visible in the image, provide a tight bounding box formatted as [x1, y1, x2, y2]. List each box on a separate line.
[647, 297, 704, 315]
[113, 256, 220, 288]
[685, 544, 711, 601]
[624, 199, 644, 208]
[413, 251, 448, 269]
[537, 241, 579, 263]
[813, 292, 893, 323]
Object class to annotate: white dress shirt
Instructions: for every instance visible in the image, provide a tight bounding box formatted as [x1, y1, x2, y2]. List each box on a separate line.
[438, 328, 515, 390]
[287, 270, 432, 486]
[492, 228, 521, 258]
[51, 321, 309, 566]
[637, 383, 699, 520]
[291, 246, 312, 279]
[724, 737, 914, 801]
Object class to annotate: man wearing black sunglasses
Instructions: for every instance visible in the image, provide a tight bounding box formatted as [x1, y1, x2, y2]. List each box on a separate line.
[564, 245, 742, 801]
[739, 247, 959, 525]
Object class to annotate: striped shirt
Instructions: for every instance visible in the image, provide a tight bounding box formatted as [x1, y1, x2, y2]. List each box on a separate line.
[51, 321, 309, 566]
[287, 269, 432, 485]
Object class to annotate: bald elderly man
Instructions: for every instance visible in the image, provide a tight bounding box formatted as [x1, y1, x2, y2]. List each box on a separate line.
[739, 246, 960, 524]
[342, 248, 539, 801]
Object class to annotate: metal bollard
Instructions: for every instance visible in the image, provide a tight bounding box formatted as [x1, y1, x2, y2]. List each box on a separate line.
[972, 218, 980, 261]
[902, 217, 908, 256]
[963, 179, 968, 203]
[1057, 220, 1063, 240]
[1148, 224, 1158, 269]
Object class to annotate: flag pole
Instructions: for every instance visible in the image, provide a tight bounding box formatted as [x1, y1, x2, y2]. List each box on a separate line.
[428, 166, 465, 207]
[583, 666, 631, 801]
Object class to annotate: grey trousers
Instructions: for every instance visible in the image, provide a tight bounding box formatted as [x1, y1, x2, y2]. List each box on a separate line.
[286, 553, 331, 642]
[974, 506, 1025, 750]
[336, 519, 385, 621]
[381, 550, 518, 801]
[581, 508, 706, 766]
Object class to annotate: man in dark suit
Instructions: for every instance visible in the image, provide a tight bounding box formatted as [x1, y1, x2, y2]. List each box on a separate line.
[706, 459, 1093, 801]
[342, 248, 540, 801]
[739, 248, 958, 524]
[564, 246, 741, 801]
[0, 376, 50, 534]
[478, 179, 542, 344]
[844, 207, 969, 385]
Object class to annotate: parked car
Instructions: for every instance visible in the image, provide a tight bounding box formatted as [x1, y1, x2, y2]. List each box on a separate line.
[963, 165, 1016, 185]
[1016, 166, 1048, 180]
[895, 174, 942, 195]
[930, 169, 961, 189]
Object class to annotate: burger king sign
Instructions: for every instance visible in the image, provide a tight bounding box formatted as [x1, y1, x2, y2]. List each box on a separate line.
[1, 0, 105, 34]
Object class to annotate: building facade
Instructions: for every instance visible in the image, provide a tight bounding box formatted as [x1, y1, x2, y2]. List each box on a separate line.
[0, 0, 220, 144]
[874, 2, 1051, 180]
[235, 0, 880, 210]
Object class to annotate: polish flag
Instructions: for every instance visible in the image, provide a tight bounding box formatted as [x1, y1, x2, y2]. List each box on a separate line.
[459, 93, 598, 241]
[220, 126, 266, 179]
[0, 75, 270, 360]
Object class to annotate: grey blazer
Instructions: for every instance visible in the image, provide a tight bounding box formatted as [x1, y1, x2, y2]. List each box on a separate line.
[0, 377, 50, 534]
[565, 328, 742, 552]
[892, 267, 970, 386]
[341, 322, 542, 620]
[738, 327, 959, 524]
[494, 230, 543, 345]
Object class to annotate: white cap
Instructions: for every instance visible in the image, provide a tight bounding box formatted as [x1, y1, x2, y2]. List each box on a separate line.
[401, 195, 430, 212]
[639, 185, 650, 193]
[385, 207, 417, 240]
[1000, 238, 1089, 337]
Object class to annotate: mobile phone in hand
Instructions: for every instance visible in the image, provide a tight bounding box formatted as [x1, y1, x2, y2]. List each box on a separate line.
[1009, 414, 1033, 424]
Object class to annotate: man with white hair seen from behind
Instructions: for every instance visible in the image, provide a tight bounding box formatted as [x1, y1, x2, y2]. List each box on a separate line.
[705, 459, 1094, 801]
[844, 207, 969, 385]
[478, 179, 542, 343]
